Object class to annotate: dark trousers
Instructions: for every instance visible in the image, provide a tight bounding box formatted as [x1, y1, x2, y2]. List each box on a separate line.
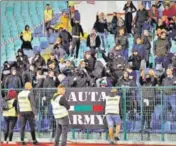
[62, 42, 70, 55]
[136, 22, 144, 35]
[45, 21, 52, 36]
[70, 38, 80, 58]
[142, 103, 154, 129]
[21, 41, 33, 50]
[155, 56, 169, 69]
[54, 118, 69, 146]
[4, 117, 17, 141]
[20, 112, 36, 141]
[125, 13, 133, 34]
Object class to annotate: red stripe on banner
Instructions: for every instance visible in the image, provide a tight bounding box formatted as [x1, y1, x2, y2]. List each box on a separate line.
[87, 0, 95, 4]
[93, 105, 104, 112]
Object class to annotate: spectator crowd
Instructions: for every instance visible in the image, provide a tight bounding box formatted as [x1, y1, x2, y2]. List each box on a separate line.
[1, 1, 176, 93]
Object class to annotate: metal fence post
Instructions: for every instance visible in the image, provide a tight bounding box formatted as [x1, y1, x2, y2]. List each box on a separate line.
[161, 89, 164, 141]
[123, 87, 127, 141]
[0, 107, 2, 146]
[140, 87, 143, 141]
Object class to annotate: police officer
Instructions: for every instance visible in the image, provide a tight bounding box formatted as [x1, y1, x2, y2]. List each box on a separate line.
[20, 25, 33, 50]
[105, 88, 122, 144]
[3, 90, 18, 144]
[51, 85, 70, 146]
[17, 82, 39, 145]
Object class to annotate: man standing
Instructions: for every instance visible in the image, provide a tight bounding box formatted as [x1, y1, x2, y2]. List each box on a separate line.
[18, 82, 39, 145]
[135, 2, 149, 35]
[51, 85, 70, 146]
[44, 4, 53, 36]
[105, 88, 121, 144]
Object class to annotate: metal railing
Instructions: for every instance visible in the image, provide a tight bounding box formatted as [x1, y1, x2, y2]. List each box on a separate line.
[1, 86, 176, 143]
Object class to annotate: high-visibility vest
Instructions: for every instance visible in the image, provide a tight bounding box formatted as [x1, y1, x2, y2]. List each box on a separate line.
[18, 90, 32, 112]
[44, 9, 53, 22]
[105, 95, 121, 115]
[3, 99, 17, 117]
[51, 95, 68, 119]
[22, 31, 32, 41]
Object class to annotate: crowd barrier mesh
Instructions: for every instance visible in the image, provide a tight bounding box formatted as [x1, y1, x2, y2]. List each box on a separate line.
[1, 87, 176, 142]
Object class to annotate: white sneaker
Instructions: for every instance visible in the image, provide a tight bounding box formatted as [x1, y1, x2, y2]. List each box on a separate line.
[8, 141, 16, 144]
[3, 141, 8, 144]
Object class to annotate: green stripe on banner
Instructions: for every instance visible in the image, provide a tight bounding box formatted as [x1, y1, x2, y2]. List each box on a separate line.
[74, 105, 92, 112]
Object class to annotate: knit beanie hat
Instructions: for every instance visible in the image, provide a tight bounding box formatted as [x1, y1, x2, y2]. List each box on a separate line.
[7, 90, 17, 99]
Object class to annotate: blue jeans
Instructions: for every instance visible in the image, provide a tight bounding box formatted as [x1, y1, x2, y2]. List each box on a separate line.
[106, 115, 121, 128]
[98, 32, 107, 50]
[121, 49, 128, 62]
[142, 1, 152, 9]
[155, 56, 169, 69]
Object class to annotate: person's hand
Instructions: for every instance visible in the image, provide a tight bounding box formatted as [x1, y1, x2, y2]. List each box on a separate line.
[42, 96, 46, 101]
[18, 114, 21, 119]
[34, 115, 37, 120]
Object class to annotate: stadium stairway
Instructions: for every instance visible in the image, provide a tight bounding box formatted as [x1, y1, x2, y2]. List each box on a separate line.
[1, 1, 67, 65]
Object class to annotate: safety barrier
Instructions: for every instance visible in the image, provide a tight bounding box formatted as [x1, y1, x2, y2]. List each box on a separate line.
[1, 86, 176, 143]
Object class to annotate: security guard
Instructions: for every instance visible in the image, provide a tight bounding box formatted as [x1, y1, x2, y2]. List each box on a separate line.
[18, 82, 39, 145]
[20, 25, 33, 50]
[44, 4, 53, 35]
[3, 90, 18, 144]
[105, 88, 122, 144]
[51, 85, 70, 146]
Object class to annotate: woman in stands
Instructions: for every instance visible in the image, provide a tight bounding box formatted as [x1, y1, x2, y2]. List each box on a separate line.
[3, 90, 18, 144]
[20, 25, 33, 50]
[123, 0, 137, 34]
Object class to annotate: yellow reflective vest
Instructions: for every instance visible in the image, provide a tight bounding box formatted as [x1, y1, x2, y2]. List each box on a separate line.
[51, 95, 68, 119]
[22, 31, 32, 41]
[18, 90, 32, 112]
[105, 95, 121, 115]
[44, 9, 53, 22]
[3, 99, 17, 117]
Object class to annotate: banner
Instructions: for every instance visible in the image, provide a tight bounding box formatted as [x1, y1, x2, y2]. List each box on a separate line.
[65, 88, 111, 129]
[87, 1, 95, 4]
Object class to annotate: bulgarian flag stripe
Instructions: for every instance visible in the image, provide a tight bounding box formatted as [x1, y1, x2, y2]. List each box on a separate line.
[69, 105, 104, 112]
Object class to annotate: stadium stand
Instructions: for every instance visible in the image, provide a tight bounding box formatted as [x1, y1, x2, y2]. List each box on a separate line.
[1, 1, 176, 145]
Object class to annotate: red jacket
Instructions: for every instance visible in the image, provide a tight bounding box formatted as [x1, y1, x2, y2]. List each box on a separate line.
[149, 9, 159, 20]
[163, 8, 173, 18]
[171, 5, 176, 16]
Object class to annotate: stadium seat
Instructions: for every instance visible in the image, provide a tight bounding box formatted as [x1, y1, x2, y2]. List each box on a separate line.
[23, 49, 35, 58]
[164, 121, 171, 132]
[48, 34, 57, 44]
[154, 104, 162, 119]
[40, 41, 49, 50]
[40, 118, 50, 132]
[33, 46, 42, 53]
[13, 120, 20, 132]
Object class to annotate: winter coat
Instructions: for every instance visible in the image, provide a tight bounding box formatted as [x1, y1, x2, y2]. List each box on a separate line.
[52, 44, 67, 60]
[136, 8, 149, 23]
[31, 55, 45, 70]
[116, 35, 129, 50]
[22, 70, 35, 86]
[4, 75, 22, 89]
[86, 34, 101, 49]
[128, 54, 142, 70]
[93, 15, 108, 33]
[154, 38, 170, 56]
[71, 19, 84, 37]
[133, 44, 146, 60]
